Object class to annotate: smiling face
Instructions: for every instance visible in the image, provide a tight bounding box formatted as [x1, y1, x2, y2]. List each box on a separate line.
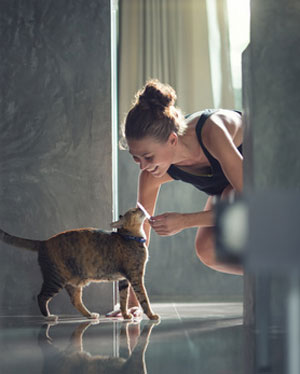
[127, 133, 178, 178]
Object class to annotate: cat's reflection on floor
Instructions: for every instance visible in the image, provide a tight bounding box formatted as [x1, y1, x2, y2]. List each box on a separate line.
[38, 320, 157, 373]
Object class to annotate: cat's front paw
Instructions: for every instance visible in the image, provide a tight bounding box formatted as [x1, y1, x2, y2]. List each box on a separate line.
[122, 313, 133, 321]
[88, 313, 100, 320]
[148, 313, 160, 321]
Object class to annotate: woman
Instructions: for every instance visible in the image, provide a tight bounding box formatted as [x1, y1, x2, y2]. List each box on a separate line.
[108, 79, 243, 318]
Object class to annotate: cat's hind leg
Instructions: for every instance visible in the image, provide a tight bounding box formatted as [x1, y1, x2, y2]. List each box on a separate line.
[65, 285, 99, 320]
[38, 251, 65, 321]
[38, 282, 62, 321]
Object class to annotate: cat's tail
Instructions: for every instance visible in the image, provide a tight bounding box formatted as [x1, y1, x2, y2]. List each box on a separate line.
[0, 228, 42, 252]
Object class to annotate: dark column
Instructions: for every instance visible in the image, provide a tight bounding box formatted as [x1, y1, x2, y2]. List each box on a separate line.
[243, 2, 300, 372]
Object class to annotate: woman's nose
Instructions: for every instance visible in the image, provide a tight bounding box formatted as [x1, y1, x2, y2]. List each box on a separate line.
[139, 159, 149, 170]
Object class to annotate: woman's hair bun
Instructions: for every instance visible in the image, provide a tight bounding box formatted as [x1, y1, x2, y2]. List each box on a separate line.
[121, 78, 187, 147]
[137, 79, 176, 110]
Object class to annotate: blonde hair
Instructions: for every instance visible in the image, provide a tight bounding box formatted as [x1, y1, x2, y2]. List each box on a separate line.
[120, 79, 186, 149]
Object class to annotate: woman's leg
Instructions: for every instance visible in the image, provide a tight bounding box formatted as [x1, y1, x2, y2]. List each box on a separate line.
[106, 285, 142, 318]
[195, 186, 243, 275]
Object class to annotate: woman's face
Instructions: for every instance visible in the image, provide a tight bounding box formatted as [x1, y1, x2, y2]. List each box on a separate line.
[127, 133, 177, 178]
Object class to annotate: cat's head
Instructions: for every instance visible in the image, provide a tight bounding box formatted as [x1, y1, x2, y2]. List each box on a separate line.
[110, 207, 146, 235]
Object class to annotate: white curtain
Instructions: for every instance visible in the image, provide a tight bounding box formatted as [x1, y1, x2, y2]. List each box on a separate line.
[118, 0, 234, 122]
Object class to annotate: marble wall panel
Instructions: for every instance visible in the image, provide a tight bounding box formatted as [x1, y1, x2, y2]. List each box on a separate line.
[0, 0, 114, 316]
[242, 0, 300, 327]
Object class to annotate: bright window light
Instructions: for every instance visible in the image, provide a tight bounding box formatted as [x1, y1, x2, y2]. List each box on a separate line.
[227, 0, 251, 90]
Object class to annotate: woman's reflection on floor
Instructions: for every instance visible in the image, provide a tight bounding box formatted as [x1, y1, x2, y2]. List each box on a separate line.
[38, 320, 157, 374]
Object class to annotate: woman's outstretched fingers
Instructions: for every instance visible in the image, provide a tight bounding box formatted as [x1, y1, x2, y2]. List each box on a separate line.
[150, 213, 184, 236]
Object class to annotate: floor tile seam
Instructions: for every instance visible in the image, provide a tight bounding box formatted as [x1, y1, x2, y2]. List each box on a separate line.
[172, 303, 182, 321]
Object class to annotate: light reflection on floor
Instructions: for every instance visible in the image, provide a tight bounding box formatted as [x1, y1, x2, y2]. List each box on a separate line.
[0, 302, 284, 373]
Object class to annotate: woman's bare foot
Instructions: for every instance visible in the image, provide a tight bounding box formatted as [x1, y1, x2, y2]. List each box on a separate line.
[106, 286, 143, 319]
[105, 306, 143, 319]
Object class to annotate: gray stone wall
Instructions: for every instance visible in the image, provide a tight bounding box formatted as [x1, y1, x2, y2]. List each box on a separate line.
[246, 0, 300, 191]
[243, 0, 300, 326]
[0, 0, 114, 316]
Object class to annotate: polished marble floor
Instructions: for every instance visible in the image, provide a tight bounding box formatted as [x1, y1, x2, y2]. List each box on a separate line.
[0, 302, 285, 374]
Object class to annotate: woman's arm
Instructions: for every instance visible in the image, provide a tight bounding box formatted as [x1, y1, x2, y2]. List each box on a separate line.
[124, 170, 172, 311]
[150, 111, 243, 237]
[202, 111, 243, 193]
[150, 210, 214, 236]
[137, 169, 173, 244]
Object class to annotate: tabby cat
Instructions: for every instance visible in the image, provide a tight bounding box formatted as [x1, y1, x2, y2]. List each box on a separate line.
[0, 207, 159, 321]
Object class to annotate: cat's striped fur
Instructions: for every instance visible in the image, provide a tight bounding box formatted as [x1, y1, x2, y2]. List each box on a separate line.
[0, 207, 159, 321]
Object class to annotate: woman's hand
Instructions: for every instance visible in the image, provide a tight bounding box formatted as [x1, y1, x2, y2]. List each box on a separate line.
[149, 212, 185, 236]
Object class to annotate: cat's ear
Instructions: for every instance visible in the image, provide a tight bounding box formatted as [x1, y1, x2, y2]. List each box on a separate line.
[111, 216, 124, 229]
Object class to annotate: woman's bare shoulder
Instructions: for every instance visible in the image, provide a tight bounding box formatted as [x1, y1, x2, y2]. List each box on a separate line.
[202, 109, 243, 146]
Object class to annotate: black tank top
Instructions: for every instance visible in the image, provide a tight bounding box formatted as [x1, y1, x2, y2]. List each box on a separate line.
[167, 109, 243, 196]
